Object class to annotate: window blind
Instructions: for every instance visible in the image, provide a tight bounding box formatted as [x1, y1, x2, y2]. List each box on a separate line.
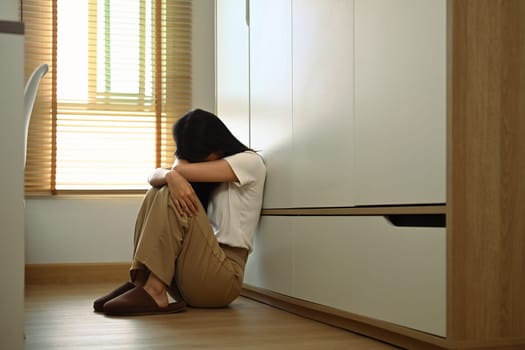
[23, 0, 191, 194]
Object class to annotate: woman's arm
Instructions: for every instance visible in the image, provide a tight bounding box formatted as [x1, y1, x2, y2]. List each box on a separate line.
[148, 157, 186, 187]
[172, 159, 238, 183]
[148, 158, 238, 187]
[149, 158, 238, 216]
[165, 160, 237, 217]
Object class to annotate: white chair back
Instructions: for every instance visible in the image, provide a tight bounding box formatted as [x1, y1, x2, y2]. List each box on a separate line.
[24, 63, 49, 167]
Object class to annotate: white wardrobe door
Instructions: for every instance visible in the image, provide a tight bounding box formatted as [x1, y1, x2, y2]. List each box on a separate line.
[215, 0, 250, 146]
[292, 0, 355, 207]
[293, 216, 446, 336]
[354, 0, 447, 205]
[244, 217, 295, 295]
[249, 0, 294, 208]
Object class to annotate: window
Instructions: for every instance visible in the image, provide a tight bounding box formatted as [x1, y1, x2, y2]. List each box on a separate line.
[23, 0, 192, 194]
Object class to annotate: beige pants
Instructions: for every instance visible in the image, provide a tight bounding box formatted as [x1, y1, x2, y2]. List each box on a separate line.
[130, 186, 248, 307]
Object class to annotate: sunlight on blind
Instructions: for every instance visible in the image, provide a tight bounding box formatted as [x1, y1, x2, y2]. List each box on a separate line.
[55, 113, 156, 189]
[55, 0, 156, 190]
[23, 0, 191, 193]
[57, 0, 88, 101]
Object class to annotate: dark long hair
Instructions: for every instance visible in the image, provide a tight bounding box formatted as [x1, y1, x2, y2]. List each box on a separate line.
[173, 109, 251, 209]
[173, 108, 250, 162]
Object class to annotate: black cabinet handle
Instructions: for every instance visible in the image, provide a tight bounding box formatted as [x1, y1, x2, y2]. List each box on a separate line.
[385, 214, 446, 228]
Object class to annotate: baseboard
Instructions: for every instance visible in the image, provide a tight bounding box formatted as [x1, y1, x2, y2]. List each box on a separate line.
[241, 285, 525, 350]
[25, 262, 130, 285]
[241, 284, 450, 350]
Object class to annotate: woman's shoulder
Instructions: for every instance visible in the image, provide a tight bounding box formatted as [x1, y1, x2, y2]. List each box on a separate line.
[225, 151, 266, 179]
[227, 150, 264, 163]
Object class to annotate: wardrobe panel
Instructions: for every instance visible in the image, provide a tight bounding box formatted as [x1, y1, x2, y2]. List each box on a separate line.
[249, 0, 294, 208]
[215, 0, 250, 146]
[244, 217, 295, 295]
[292, 0, 355, 207]
[293, 216, 446, 336]
[354, 0, 447, 205]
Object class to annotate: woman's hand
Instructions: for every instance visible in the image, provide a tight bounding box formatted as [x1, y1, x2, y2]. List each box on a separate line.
[148, 168, 170, 187]
[165, 170, 200, 217]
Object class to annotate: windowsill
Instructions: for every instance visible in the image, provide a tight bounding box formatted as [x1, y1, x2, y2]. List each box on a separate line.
[25, 190, 147, 200]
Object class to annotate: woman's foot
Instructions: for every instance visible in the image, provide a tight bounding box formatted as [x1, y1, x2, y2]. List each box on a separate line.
[142, 273, 169, 308]
[100, 272, 186, 316]
[102, 285, 186, 316]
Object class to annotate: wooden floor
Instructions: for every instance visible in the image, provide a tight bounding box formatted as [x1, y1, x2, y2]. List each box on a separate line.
[25, 283, 401, 350]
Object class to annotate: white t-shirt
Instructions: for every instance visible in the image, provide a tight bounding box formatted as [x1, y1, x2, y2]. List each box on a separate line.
[207, 151, 266, 252]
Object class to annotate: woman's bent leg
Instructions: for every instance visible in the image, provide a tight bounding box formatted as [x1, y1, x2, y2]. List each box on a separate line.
[174, 216, 248, 307]
[131, 186, 187, 286]
[130, 185, 248, 308]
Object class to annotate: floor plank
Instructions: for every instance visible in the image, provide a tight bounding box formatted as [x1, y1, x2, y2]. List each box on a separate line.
[25, 283, 401, 349]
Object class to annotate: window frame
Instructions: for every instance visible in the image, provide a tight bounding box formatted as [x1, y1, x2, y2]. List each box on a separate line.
[23, 0, 192, 196]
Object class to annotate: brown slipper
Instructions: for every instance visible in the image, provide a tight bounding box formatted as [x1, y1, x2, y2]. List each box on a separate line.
[103, 286, 186, 316]
[93, 281, 135, 313]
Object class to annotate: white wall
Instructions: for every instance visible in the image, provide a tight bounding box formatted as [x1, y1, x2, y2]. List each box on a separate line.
[24, 0, 216, 264]
[0, 0, 19, 21]
[1, 2, 25, 348]
[25, 197, 143, 263]
[192, 0, 216, 113]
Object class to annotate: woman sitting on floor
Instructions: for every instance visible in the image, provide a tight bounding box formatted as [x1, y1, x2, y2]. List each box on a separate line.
[93, 108, 266, 315]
